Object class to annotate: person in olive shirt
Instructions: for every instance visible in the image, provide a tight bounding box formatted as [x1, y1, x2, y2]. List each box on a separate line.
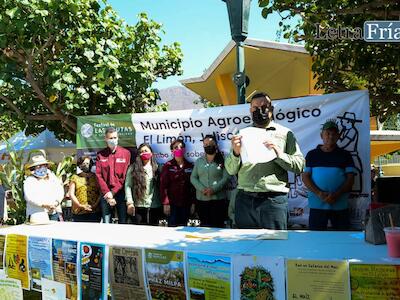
[191, 135, 230, 227]
[225, 92, 305, 229]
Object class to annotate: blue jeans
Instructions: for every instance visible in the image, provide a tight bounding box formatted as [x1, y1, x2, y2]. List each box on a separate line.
[309, 208, 349, 231]
[48, 213, 62, 221]
[235, 190, 288, 229]
[100, 190, 127, 224]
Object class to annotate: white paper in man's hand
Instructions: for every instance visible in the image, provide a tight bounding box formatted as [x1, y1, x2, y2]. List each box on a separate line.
[240, 127, 276, 164]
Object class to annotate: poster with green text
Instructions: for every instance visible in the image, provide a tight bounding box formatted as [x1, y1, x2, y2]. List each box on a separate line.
[145, 249, 186, 300]
[350, 263, 400, 299]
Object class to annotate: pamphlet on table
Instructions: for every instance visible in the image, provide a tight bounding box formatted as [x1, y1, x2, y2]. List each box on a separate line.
[287, 259, 350, 300]
[52, 239, 78, 300]
[187, 252, 232, 300]
[145, 249, 186, 300]
[5, 234, 29, 290]
[28, 236, 53, 291]
[109, 246, 147, 300]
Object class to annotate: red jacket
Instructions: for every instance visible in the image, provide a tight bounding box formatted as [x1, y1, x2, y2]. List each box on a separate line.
[160, 159, 196, 207]
[95, 146, 131, 196]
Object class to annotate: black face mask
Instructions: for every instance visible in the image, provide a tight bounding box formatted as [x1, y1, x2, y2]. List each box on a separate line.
[80, 166, 90, 173]
[204, 145, 217, 155]
[252, 105, 272, 126]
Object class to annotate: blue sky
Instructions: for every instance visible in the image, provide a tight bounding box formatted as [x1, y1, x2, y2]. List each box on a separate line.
[107, 0, 295, 89]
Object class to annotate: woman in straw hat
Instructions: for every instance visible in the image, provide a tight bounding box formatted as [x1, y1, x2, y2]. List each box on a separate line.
[23, 150, 64, 221]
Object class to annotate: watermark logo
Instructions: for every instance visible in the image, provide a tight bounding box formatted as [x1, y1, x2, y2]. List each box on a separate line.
[314, 21, 400, 42]
[315, 24, 362, 40]
[364, 21, 400, 42]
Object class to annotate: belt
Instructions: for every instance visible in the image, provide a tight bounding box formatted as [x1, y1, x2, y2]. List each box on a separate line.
[242, 190, 287, 197]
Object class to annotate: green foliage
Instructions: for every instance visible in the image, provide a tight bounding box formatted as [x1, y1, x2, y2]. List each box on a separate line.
[0, 143, 27, 225]
[382, 114, 400, 130]
[52, 154, 75, 186]
[0, 115, 23, 141]
[148, 101, 170, 112]
[258, 0, 400, 123]
[0, 0, 183, 140]
[194, 97, 222, 108]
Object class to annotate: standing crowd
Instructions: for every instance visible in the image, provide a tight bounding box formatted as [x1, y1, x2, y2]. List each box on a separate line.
[24, 92, 356, 231]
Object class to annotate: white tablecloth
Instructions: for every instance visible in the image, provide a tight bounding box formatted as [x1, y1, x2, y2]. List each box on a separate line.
[0, 223, 397, 263]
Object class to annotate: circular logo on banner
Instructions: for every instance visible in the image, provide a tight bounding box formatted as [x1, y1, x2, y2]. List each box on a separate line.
[81, 123, 93, 138]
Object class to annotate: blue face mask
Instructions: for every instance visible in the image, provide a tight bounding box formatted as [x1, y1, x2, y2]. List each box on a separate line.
[107, 138, 118, 147]
[33, 166, 48, 178]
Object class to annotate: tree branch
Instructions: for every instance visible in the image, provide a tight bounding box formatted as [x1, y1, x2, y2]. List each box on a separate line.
[338, 9, 400, 17]
[336, 0, 399, 14]
[0, 95, 25, 119]
[37, 35, 55, 56]
[26, 115, 61, 121]
[2, 47, 25, 65]
[62, 121, 76, 135]
[24, 54, 77, 133]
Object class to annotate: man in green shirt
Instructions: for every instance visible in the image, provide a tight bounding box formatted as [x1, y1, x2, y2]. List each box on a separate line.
[225, 92, 305, 229]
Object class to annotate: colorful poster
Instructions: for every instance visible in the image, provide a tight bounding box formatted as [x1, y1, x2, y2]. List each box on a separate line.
[187, 252, 231, 300]
[233, 255, 285, 300]
[52, 239, 78, 300]
[145, 249, 186, 300]
[109, 246, 147, 300]
[42, 278, 66, 300]
[80, 242, 106, 300]
[0, 277, 23, 300]
[5, 234, 29, 290]
[350, 263, 400, 299]
[28, 236, 53, 291]
[0, 235, 5, 269]
[287, 260, 350, 300]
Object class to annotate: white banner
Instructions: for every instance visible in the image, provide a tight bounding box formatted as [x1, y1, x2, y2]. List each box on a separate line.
[132, 90, 370, 229]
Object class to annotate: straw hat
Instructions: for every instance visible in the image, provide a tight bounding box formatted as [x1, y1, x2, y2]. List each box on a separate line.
[26, 212, 55, 225]
[26, 150, 53, 169]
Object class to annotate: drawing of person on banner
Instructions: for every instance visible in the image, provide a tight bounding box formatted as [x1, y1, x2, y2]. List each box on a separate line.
[337, 112, 363, 194]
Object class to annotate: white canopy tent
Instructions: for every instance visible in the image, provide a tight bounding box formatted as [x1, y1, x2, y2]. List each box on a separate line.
[0, 129, 76, 164]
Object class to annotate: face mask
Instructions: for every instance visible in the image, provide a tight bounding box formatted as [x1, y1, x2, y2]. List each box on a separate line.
[33, 166, 48, 178]
[252, 105, 272, 126]
[140, 152, 152, 161]
[107, 138, 118, 147]
[173, 148, 185, 158]
[80, 165, 90, 173]
[204, 145, 217, 155]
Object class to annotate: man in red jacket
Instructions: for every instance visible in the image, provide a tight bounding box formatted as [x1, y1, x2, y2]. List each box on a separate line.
[96, 127, 131, 223]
